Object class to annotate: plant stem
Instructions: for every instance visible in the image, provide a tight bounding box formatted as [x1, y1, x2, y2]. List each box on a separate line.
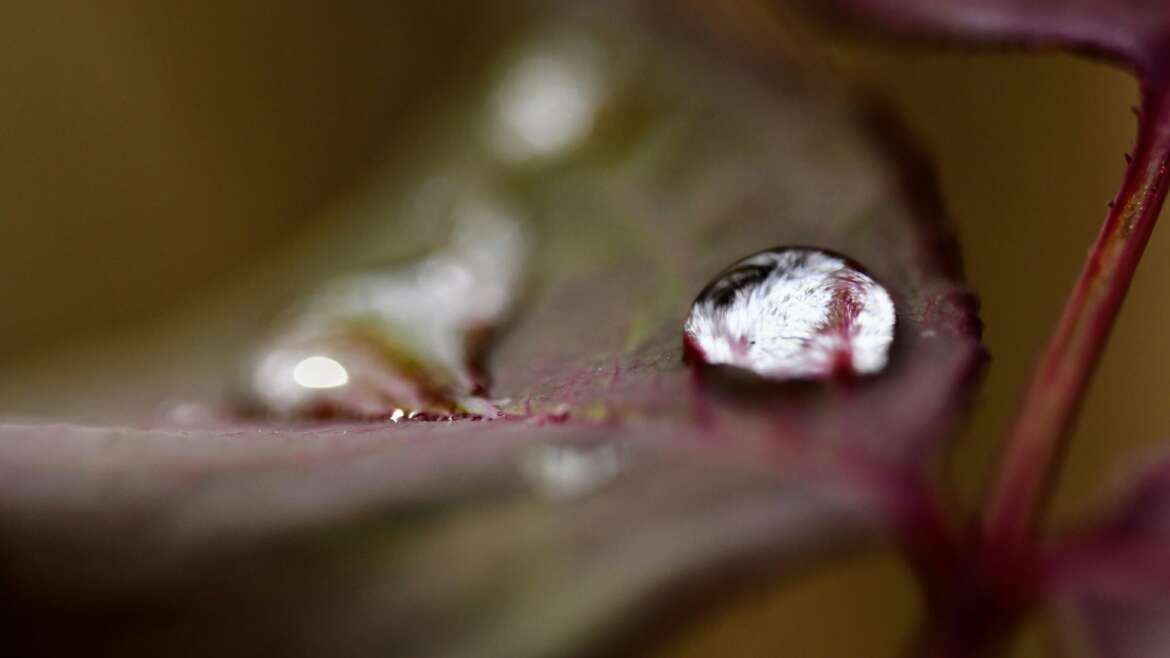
[983, 85, 1170, 553]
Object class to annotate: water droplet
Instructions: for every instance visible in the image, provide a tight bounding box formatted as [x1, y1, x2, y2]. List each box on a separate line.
[489, 35, 606, 161]
[292, 356, 349, 389]
[238, 190, 528, 420]
[158, 400, 217, 426]
[519, 442, 625, 502]
[683, 248, 895, 380]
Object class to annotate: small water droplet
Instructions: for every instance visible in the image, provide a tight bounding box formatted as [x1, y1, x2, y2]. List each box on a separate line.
[684, 247, 895, 380]
[158, 400, 217, 426]
[519, 442, 625, 502]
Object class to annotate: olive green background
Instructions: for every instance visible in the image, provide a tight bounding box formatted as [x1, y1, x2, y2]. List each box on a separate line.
[0, 2, 1151, 656]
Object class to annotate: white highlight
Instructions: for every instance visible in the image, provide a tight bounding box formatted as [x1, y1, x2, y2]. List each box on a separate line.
[308, 197, 527, 395]
[491, 40, 604, 161]
[684, 249, 895, 379]
[245, 191, 528, 418]
[292, 356, 349, 389]
[520, 442, 625, 502]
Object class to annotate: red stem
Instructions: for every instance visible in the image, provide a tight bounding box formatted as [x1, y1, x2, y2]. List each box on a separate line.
[983, 85, 1170, 554]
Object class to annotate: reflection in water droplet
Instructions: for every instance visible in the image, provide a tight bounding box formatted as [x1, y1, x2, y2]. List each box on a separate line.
[239, 191, 528, 420]
[684, 248, 895, 380]
[490, 36, 605, 161]
[520, 442, 626, 502]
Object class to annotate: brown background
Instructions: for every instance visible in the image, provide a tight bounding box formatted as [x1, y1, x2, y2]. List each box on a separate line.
[0, 2, 1152, 656]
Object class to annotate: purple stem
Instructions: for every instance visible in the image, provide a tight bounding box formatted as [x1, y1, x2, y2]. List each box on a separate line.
[983, 84, 1170, 556]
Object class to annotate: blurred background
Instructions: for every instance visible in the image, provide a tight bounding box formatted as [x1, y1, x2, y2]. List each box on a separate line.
[0, 1, 1152, 656]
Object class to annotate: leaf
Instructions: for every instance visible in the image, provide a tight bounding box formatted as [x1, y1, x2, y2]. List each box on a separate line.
[1046, 457, 1170, 658]
[812, 0, 1170, 73]
[472, 1, 985, 466]
[807, 2, 1170, 656]
[0, 422, 882, 657]
[0, 2, 983, 656]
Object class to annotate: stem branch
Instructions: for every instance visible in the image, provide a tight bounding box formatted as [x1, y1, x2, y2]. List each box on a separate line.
[983, 85, 1170, 553]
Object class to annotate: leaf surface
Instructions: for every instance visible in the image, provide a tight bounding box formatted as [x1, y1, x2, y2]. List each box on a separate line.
[0, 2, 983, 656]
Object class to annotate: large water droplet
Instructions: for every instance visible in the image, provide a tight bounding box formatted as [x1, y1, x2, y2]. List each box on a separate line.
[683, 248, 895, 380]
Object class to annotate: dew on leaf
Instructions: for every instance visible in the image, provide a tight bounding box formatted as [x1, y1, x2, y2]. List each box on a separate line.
[519, 441, 626, 502]
[0, 3, 993, 656]
[239, 192, 529, 420]
[291, 355, 349, 389]
[157, 400, 218, 426]
[488, 34, 607, 162]
[683, 247, 896, 380]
